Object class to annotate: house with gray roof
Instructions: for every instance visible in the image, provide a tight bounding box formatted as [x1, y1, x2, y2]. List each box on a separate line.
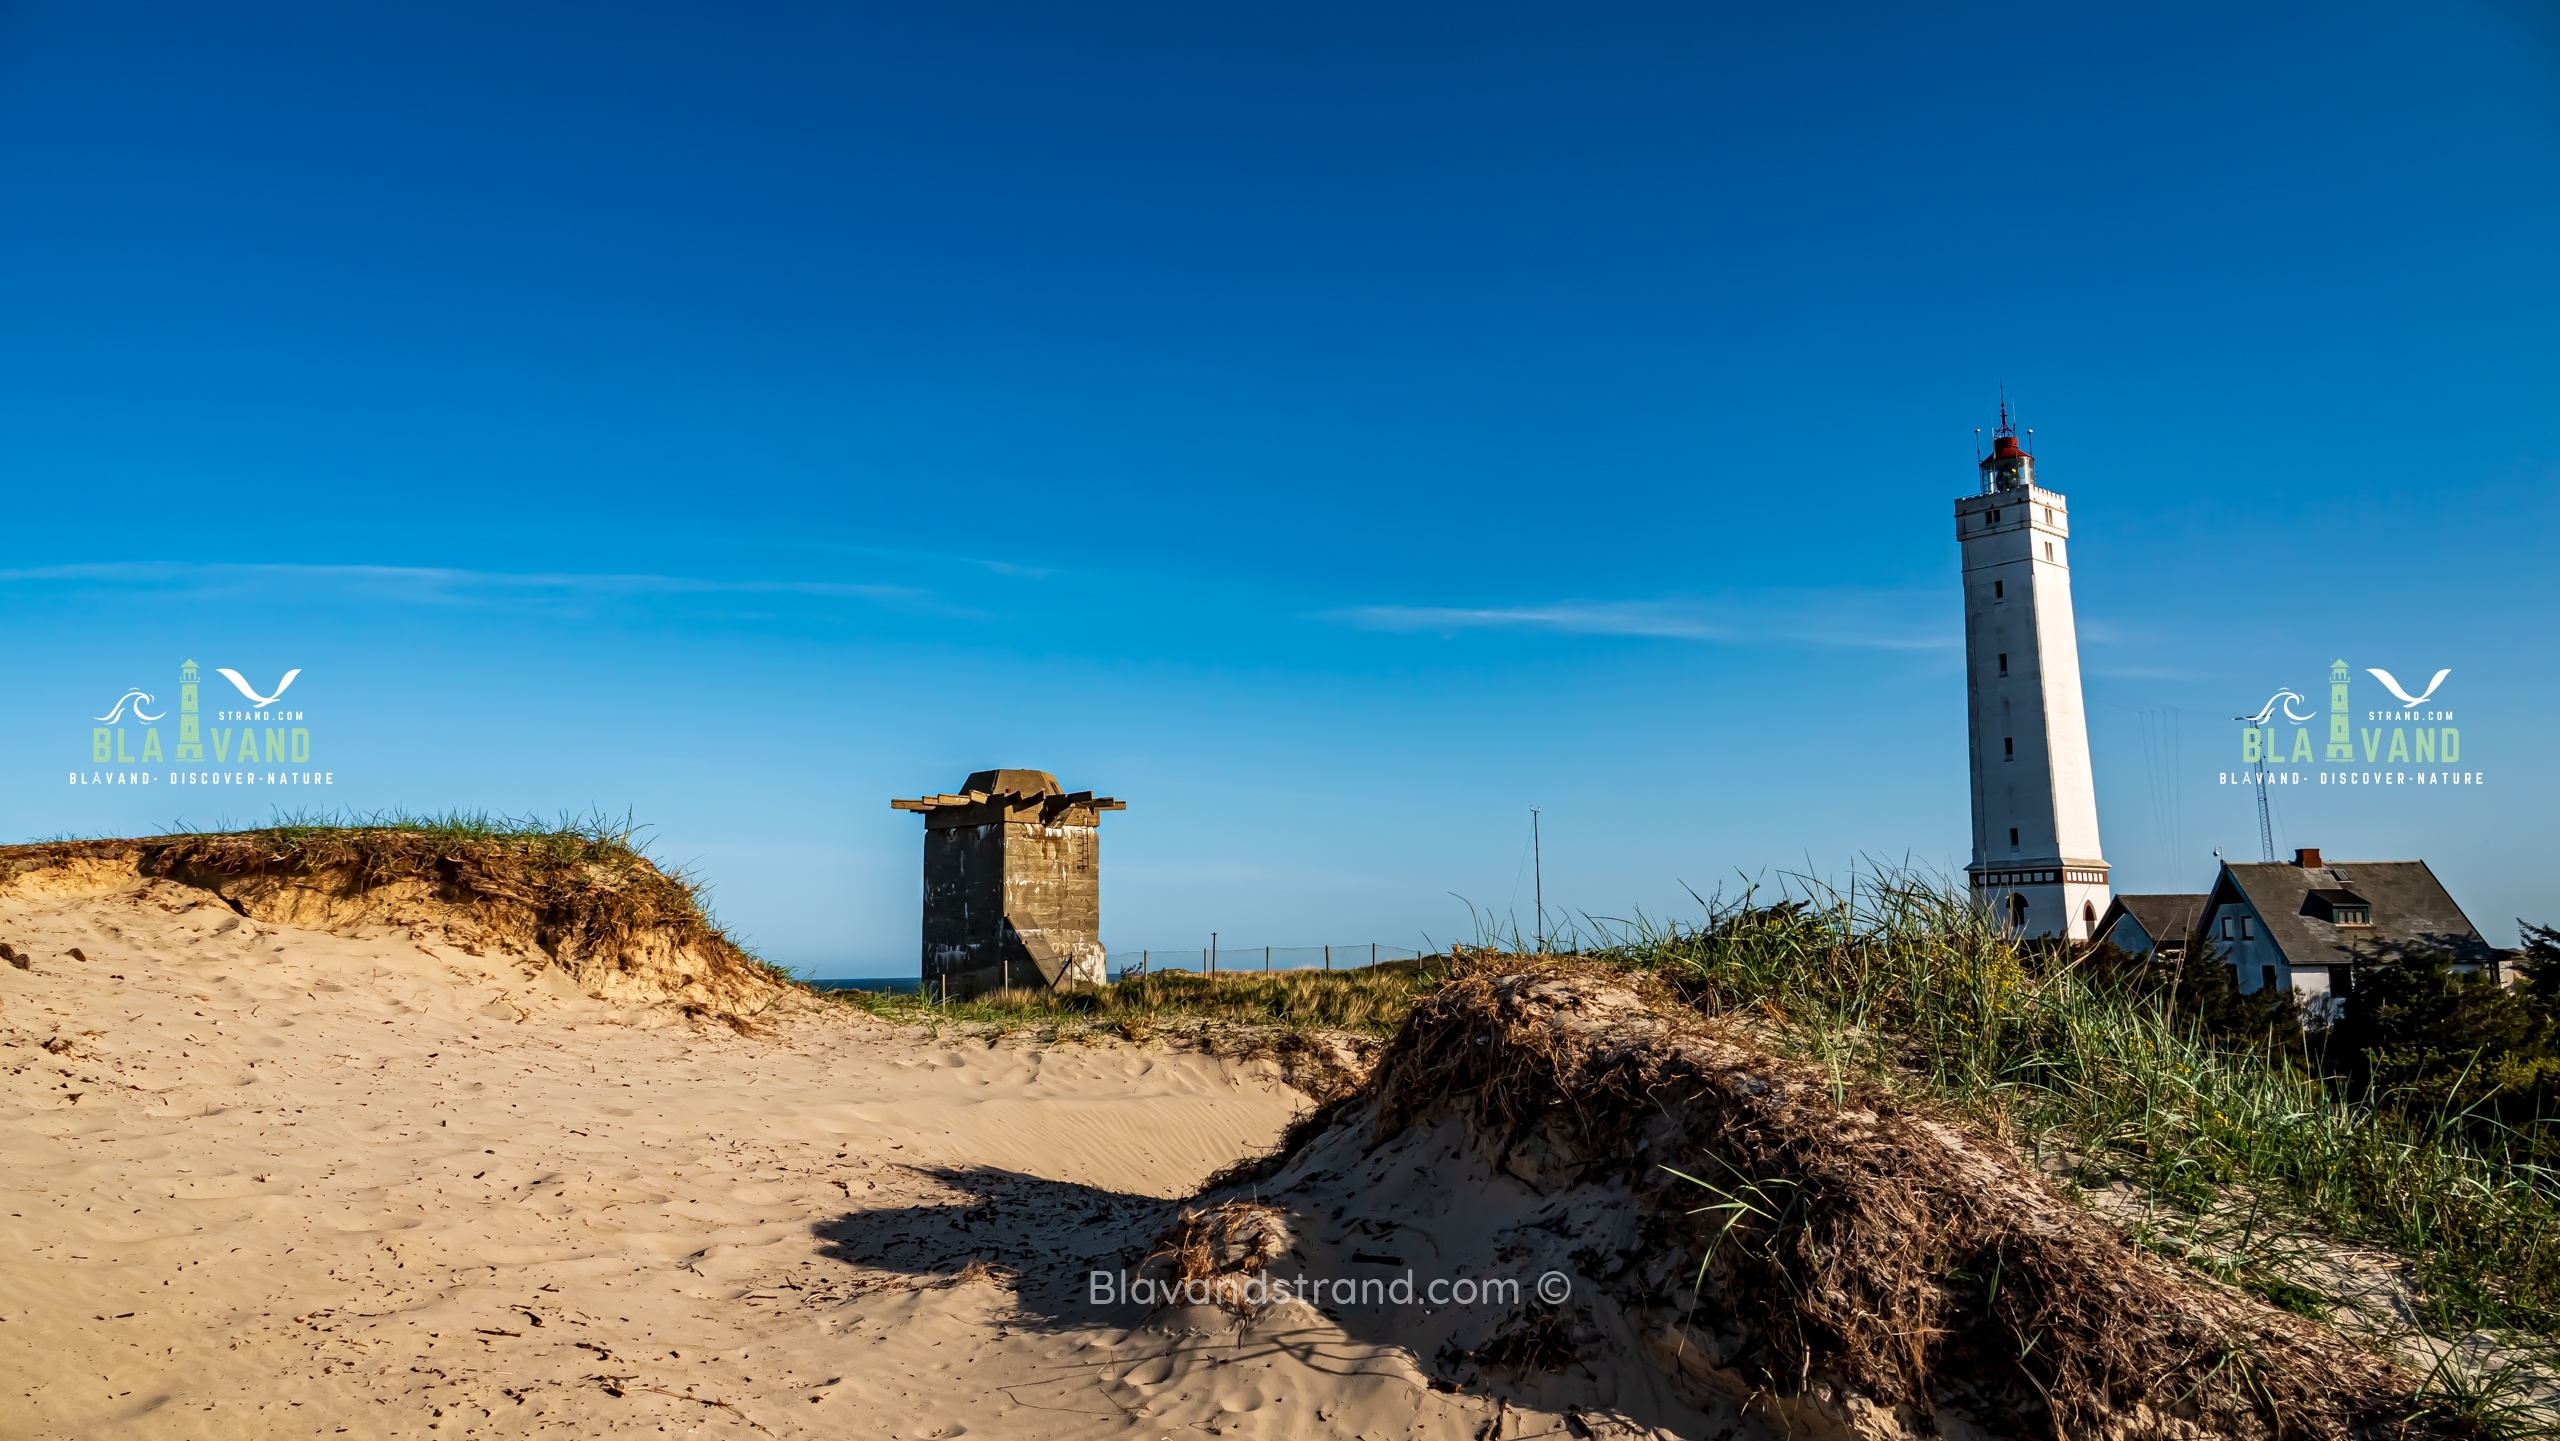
[2091, 893, 2208, 961]
[2202, 848, 2496, 1010]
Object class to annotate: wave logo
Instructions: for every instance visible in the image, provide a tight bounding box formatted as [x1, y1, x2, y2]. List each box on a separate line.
[93, 689, 165, 723]
[2239, 689, 2315, 726]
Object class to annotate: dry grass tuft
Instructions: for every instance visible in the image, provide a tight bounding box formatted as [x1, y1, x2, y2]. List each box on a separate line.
[1145, 1201, 1293, 1316]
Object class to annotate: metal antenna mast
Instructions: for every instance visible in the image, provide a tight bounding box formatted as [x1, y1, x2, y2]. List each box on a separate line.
[1531, 808, 1545, 954]
[2233, 710, 2277, 862]
[2254, 762, 2275, 861]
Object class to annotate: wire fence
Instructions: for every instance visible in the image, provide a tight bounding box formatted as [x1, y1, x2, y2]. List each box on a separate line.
[1111, 942, 1429, 979]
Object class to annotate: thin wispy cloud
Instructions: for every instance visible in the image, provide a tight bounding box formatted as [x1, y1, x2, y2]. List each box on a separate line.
[1323, 590, 1959, 651]
[0, 561, 960, 615]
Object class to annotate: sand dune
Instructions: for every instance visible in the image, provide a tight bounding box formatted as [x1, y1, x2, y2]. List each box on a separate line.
[2, 875, 1535, 1439]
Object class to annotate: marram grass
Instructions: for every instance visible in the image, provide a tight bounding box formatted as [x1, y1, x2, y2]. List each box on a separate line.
[1582, 870, 2560, 1339]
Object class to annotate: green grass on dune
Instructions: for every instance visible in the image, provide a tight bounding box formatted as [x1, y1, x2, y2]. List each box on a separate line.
[118, 808, 793, 988]
[184, 806, 657, 859]
[826, 961, 1446, 1037]
[1581, 872, 2560, 1345]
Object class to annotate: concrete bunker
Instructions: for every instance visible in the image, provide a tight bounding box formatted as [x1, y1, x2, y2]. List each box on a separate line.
[891, 769, 1124, 999]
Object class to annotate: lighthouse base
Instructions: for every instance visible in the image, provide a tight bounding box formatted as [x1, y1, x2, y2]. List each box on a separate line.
[1969, 863, 2111, 943]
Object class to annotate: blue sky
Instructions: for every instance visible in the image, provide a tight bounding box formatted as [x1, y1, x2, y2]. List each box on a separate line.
[3, 2, 2554, 971]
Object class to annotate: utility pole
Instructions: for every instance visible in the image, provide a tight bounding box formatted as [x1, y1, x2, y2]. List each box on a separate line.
[1532, 807, 1545, 954]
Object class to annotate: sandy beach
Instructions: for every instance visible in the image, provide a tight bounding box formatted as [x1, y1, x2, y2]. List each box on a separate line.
[8, 846, 2460, 1441]
[0, 873, 1467, 1440]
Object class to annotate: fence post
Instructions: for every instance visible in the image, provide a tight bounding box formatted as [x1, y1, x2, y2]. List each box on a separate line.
[1371, 942, 1378, 967]
[1264, 945, 1271, 973]
[1211, 933, 1218, 976]
[1324, 944, 1331, 971]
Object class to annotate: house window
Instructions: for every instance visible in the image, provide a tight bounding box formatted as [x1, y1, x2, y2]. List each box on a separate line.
[2003, 737, 2013, 757]
[1988, 508, 2000, 523]
[2008, 827, 2019, 848]
[2262, 965, 2281, 993]
[1998, 653, 2008, 674]
[1994, 580, 2004, 599]
[2337, 906, 2370, 926]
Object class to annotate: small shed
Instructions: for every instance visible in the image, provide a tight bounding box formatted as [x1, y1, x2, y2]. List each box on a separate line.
[891, 769, 1124, 999]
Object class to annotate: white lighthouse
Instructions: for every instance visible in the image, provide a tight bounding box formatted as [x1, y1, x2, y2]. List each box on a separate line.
[1956, 407, 2110, 940]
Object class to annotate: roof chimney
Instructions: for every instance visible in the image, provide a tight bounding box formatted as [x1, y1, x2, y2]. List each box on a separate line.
[2293, 847, 2322, 869]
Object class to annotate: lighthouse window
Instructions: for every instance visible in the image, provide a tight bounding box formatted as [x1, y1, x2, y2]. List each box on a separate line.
[1993, 580, 2003, 599]
[2008, 827, 2019, 848]
[1998, 653, 2008, 674]
[2044, 507, 2053, 524]
[2044, 542, 2055, 561]
[2003, 737, 2013, 757]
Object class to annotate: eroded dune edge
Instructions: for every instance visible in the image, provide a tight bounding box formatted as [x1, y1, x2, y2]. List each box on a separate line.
[0, 830, 788, 1018]
[1172, 969, 2450, 1440]
[2, 839, 2446, 1440]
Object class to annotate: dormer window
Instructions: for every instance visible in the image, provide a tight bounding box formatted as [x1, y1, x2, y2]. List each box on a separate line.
[2305, 889, 2372, 927]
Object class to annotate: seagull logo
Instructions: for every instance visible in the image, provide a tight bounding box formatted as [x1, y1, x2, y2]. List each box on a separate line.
[2366, 667, 2450, 709]
[2240, 689, 2315, 725]
[93, 689, 164, 723]
[215, 668, 303, 708]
